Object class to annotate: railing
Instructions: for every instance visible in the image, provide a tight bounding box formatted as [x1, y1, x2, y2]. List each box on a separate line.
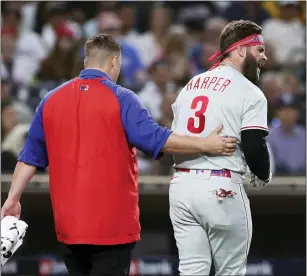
[1, 174, 305, 195]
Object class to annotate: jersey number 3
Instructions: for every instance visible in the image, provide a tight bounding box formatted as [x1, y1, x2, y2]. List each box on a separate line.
[187, 96, 209, 134]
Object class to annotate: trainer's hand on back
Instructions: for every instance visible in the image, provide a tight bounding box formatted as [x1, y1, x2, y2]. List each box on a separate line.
[204, 124, 237, 156]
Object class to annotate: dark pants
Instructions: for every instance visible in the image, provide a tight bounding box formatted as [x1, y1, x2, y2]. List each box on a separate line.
[61, 242, 135, 276]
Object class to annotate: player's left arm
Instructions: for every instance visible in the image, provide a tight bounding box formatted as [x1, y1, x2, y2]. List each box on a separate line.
[240, 92, 271, 182]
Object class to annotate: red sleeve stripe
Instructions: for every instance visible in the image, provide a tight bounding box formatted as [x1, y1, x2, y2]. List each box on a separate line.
[241, 126, 269, 131]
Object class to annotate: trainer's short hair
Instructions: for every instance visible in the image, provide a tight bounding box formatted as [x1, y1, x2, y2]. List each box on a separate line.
[219, 20, 262, 59]
[84, 34, 121, 60]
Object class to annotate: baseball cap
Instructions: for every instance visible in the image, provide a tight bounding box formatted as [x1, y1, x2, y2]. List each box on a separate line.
[55, 23, 74, 39]
[275, 95, 299, 110]
[1, 25, 17, 37]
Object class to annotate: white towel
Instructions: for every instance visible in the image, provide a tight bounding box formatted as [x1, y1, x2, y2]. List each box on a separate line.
[1, 216, 28, 266]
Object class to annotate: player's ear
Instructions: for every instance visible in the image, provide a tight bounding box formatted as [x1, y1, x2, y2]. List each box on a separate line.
[237, 45, 246, 58]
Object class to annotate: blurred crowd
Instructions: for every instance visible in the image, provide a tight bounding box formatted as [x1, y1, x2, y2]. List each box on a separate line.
[1, 1, 306, 176]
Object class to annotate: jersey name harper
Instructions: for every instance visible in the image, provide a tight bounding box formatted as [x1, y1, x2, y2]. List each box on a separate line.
[185, 75, 231, 93]
[171, 65, 268, 174]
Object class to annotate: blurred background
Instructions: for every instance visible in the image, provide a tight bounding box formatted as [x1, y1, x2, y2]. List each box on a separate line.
[1, 1, 306, 275]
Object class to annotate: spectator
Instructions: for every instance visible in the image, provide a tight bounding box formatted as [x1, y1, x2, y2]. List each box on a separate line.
[262, 1, 306, 23]
[28, 24, 83, 112]
[268, 97, 306, 176]
[278, 70, 305, 106]
[138, 60, 176, 121]
[1, 124, 30, 173]
[83, 1, 118, 38]
[27, 34, 84, 113]
[97, 12, 146, 90]
[137, 6, 171, 67]
[1, 102, 18, 142]
[71, 39, 88, 78]
[211, 2, 231, 14]
[1, 26, 17, 84]
[262, 2, 305, 66]
[201, 44, 221, 72]
[176, 1, 218, 44]
[159, 92, 177, 129]
[37, 24, 79, 83]
[162, 31, 190, 87]
[151, 92, 178, 175]
[19, 1, 38, 32]
[67, 4, 86, 26]
[1, 76, 33, 124]
[41, 4, 82, 54]
[260, 72, 282, 123]
[137, 149, 154, 175]
[204, 17, 228, 47]
[223, 2, 270, 25]
[278, 70, 306, 124]
[117, 2, 141, 45]
[189, 17, 227, 76]
[1, 7, 46, 90]
[259, 43, 281, 73]
[190, 43, 220, 76]
[66, 4, 87, 38]
[3, 1, 39, 32]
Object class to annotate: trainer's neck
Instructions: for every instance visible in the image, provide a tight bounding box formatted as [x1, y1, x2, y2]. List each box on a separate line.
[85, 66, 112, 79]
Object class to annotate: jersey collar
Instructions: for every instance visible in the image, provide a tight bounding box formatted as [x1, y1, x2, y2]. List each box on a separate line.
[78, 69, 113, 81]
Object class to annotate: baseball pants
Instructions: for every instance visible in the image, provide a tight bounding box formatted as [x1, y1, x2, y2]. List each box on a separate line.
[61, 242, 135, 276]
[169, 169, 252, 276]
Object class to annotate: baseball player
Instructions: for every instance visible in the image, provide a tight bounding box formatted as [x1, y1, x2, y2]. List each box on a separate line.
[169, 20, 272, 275]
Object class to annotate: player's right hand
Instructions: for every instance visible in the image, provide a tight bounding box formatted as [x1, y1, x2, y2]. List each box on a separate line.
[204, 124, 237, 156]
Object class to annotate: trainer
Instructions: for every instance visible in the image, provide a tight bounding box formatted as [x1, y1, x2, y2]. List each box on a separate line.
[1, 34, 237, 276]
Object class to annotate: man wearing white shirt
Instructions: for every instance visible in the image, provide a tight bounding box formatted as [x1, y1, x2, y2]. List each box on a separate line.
[1, 8, 46, 88]
[136, 6, 171, 67]
[138, 60, 176, 120]
[262, 1, 305, 65]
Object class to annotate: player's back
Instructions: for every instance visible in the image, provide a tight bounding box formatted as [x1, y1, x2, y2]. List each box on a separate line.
[172, 65, 262, 174]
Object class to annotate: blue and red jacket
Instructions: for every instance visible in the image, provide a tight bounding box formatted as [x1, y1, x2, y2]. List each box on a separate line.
[18, 69, 172, 245]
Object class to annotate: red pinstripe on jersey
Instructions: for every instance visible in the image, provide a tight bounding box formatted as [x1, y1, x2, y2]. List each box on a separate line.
[241, 126, 269, 131]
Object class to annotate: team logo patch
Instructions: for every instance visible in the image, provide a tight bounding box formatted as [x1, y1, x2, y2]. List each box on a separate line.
[211, 188, 237, 202]
[80, 85, 89, 91]
[215, 188, 237, 198]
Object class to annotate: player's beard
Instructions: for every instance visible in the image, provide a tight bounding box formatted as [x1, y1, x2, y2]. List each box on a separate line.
[242, 51, 260, 84]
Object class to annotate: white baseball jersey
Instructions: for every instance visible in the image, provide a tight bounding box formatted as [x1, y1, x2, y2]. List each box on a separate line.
[171, 65, 269, 174]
